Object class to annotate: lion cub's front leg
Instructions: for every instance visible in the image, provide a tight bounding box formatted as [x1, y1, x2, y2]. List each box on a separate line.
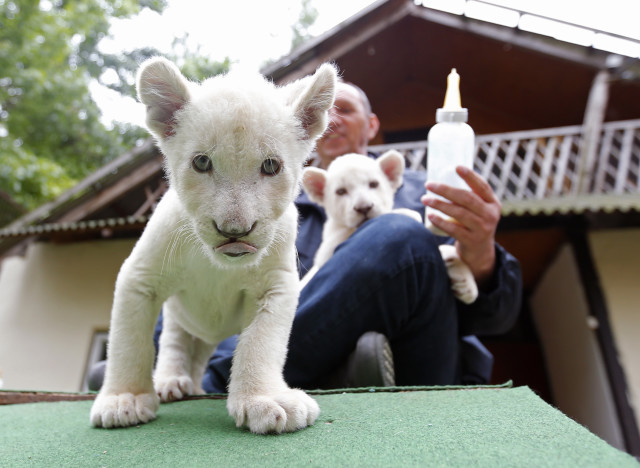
[90, 284, 161, 428]
[153, 308, 216, 402]
[439, 244, 478, 304]
[226, 286, 319, 434]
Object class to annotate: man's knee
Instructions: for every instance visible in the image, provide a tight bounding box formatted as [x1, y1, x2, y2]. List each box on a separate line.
[327, 213, 441, 280]
[352, 213, 439, 255]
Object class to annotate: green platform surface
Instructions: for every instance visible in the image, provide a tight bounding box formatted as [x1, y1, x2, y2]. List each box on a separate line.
[1, 386, 638, 467]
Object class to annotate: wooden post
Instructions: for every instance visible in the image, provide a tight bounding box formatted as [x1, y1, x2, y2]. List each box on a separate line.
[578, 70, 610, 194]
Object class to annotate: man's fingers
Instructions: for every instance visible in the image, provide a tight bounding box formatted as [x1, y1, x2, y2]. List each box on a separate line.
[425, 168, 501, 227]
[424, 197, 483, 236]
[425, 182, 487, 218]
[427, 211, 468, 240]
[456, 166, 499, 204]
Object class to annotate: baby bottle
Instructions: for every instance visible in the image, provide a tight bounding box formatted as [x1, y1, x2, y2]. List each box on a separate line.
[425, 68, 475, 236]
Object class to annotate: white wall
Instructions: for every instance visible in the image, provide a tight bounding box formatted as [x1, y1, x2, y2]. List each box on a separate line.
[530, 243, 625, 450]
[0, 239, 135, 392]
[589, 228, 640, 432]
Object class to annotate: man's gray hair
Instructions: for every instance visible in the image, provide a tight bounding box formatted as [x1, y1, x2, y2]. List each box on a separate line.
[339, 79, 373, 116]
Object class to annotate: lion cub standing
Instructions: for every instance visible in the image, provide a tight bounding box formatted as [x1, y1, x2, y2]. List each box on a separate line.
[90, 57, 337, 434]
[300, 150, 478, 304]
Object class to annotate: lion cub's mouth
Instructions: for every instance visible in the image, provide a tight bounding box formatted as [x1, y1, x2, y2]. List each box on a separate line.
[215, 241, 258, 257]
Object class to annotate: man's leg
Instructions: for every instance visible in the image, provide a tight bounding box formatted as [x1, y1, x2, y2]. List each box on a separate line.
[202, 336, 235, 393]
[284, 214, 459, 388]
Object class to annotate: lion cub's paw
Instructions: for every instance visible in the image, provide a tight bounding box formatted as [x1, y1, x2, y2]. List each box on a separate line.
[439, 244, 478, 304]
[154, 375, 200, 402]
[227, 389, 320, 434]
[90, 391, 159, 428]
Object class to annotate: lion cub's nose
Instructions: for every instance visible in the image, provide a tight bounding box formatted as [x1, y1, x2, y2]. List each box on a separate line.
[215, 222, 256, 240]
[354, 204, 373, 215]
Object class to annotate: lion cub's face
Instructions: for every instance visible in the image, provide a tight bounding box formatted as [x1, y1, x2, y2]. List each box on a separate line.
[136, 58, 336, 267]
[302, 151, 405, 229]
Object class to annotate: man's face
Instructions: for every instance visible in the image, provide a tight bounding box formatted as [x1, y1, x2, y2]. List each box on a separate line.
[316, 83, 379, 168]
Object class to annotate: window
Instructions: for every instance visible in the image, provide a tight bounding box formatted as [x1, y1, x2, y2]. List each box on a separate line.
[82, 331, 108, 392]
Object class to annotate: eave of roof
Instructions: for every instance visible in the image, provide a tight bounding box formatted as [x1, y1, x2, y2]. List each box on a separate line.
[2, 140, 159, 233]
[0, 215, 149, 239]
[502, 193, 640, 217]
[2, 191, 638, 244]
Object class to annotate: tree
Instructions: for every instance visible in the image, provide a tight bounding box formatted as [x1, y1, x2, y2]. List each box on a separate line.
[1, 1, 311, 214]
[0, 0, 230, 214]
[166, 35, 232, 83]
[0, 0, 169, 210]
[291, 0, 319, 51]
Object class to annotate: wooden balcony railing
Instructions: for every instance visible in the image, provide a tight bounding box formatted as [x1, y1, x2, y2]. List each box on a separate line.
[369, 119, 640, 206]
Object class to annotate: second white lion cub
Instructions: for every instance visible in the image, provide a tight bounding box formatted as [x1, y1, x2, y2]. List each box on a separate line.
[300, 150, 478, 304]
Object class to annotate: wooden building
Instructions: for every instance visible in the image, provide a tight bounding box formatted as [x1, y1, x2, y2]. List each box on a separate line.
[1, 0, 639, 455]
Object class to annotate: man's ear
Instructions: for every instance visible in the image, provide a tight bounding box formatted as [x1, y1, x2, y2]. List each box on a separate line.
[377, 150, 405, 191]
[137, 56, 191, 140]
[302, 167, 328, 205]
[367, 112, 380, 141]
[287, 63, 337, 141]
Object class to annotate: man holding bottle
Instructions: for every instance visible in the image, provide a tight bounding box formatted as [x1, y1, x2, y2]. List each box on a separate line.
[198, 79, 522, 392]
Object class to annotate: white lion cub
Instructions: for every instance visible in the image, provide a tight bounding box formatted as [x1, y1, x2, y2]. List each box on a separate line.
[90, 57, 337, 434]
[300, 151, 478, 304]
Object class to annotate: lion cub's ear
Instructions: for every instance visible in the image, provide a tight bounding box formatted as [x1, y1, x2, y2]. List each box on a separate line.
[302, 167, 328, 205]
[137, 57, 191, 140]
[286, 63, 337, 141]
[378, 150, 405, 191]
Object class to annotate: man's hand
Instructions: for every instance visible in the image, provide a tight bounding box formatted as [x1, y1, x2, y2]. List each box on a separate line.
[422, 166, 501, 289]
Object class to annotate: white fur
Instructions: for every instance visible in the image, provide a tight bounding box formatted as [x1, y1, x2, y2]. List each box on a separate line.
[90, 57, 337, 434]
[300, 151, 478, 304]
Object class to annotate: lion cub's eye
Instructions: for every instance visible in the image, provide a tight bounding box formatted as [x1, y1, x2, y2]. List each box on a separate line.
[192, 154, 212, 173]
[369, 181, 379, 189]
[336, 188, 347, 196]
[261, 158, 281, 176]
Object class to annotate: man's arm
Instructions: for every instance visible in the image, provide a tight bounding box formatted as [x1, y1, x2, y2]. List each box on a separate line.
[422, 166, 522, 335]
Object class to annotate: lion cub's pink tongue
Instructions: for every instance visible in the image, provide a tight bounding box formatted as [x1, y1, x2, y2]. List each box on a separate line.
[216, 242, 257, 256]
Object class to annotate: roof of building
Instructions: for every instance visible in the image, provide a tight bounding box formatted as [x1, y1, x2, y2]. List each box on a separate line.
[1, 0, 638, 259]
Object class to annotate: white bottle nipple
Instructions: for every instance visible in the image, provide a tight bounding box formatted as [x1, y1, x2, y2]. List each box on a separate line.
[443, 68, 462, 110]
[436, 68, 467, 123]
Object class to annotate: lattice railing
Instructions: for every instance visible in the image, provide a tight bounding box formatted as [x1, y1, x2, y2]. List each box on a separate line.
[591, 120, 640, 195]
[369, 119, 640, 202]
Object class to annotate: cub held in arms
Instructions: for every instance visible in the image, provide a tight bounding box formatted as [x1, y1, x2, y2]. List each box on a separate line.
[300, 151, 478, 304]
[90, 57, 337, 434]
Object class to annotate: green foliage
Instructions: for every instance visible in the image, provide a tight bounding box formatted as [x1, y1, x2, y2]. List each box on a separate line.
[0, 147, 75, 209]
[168, 35, 232, 82]
[262, 0, 319, 70]
[0, 0, 313, 215]
[291, 0, 318, 51]
[0, 0, 167, 211]
[178, 49, 232, 82]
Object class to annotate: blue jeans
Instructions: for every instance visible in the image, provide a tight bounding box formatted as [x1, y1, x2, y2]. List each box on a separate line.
[200, 213, 460, 393]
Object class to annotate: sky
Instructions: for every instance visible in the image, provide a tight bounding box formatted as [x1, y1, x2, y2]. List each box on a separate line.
[93, 0, 377, 127]
[92, 0, 640, 128]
